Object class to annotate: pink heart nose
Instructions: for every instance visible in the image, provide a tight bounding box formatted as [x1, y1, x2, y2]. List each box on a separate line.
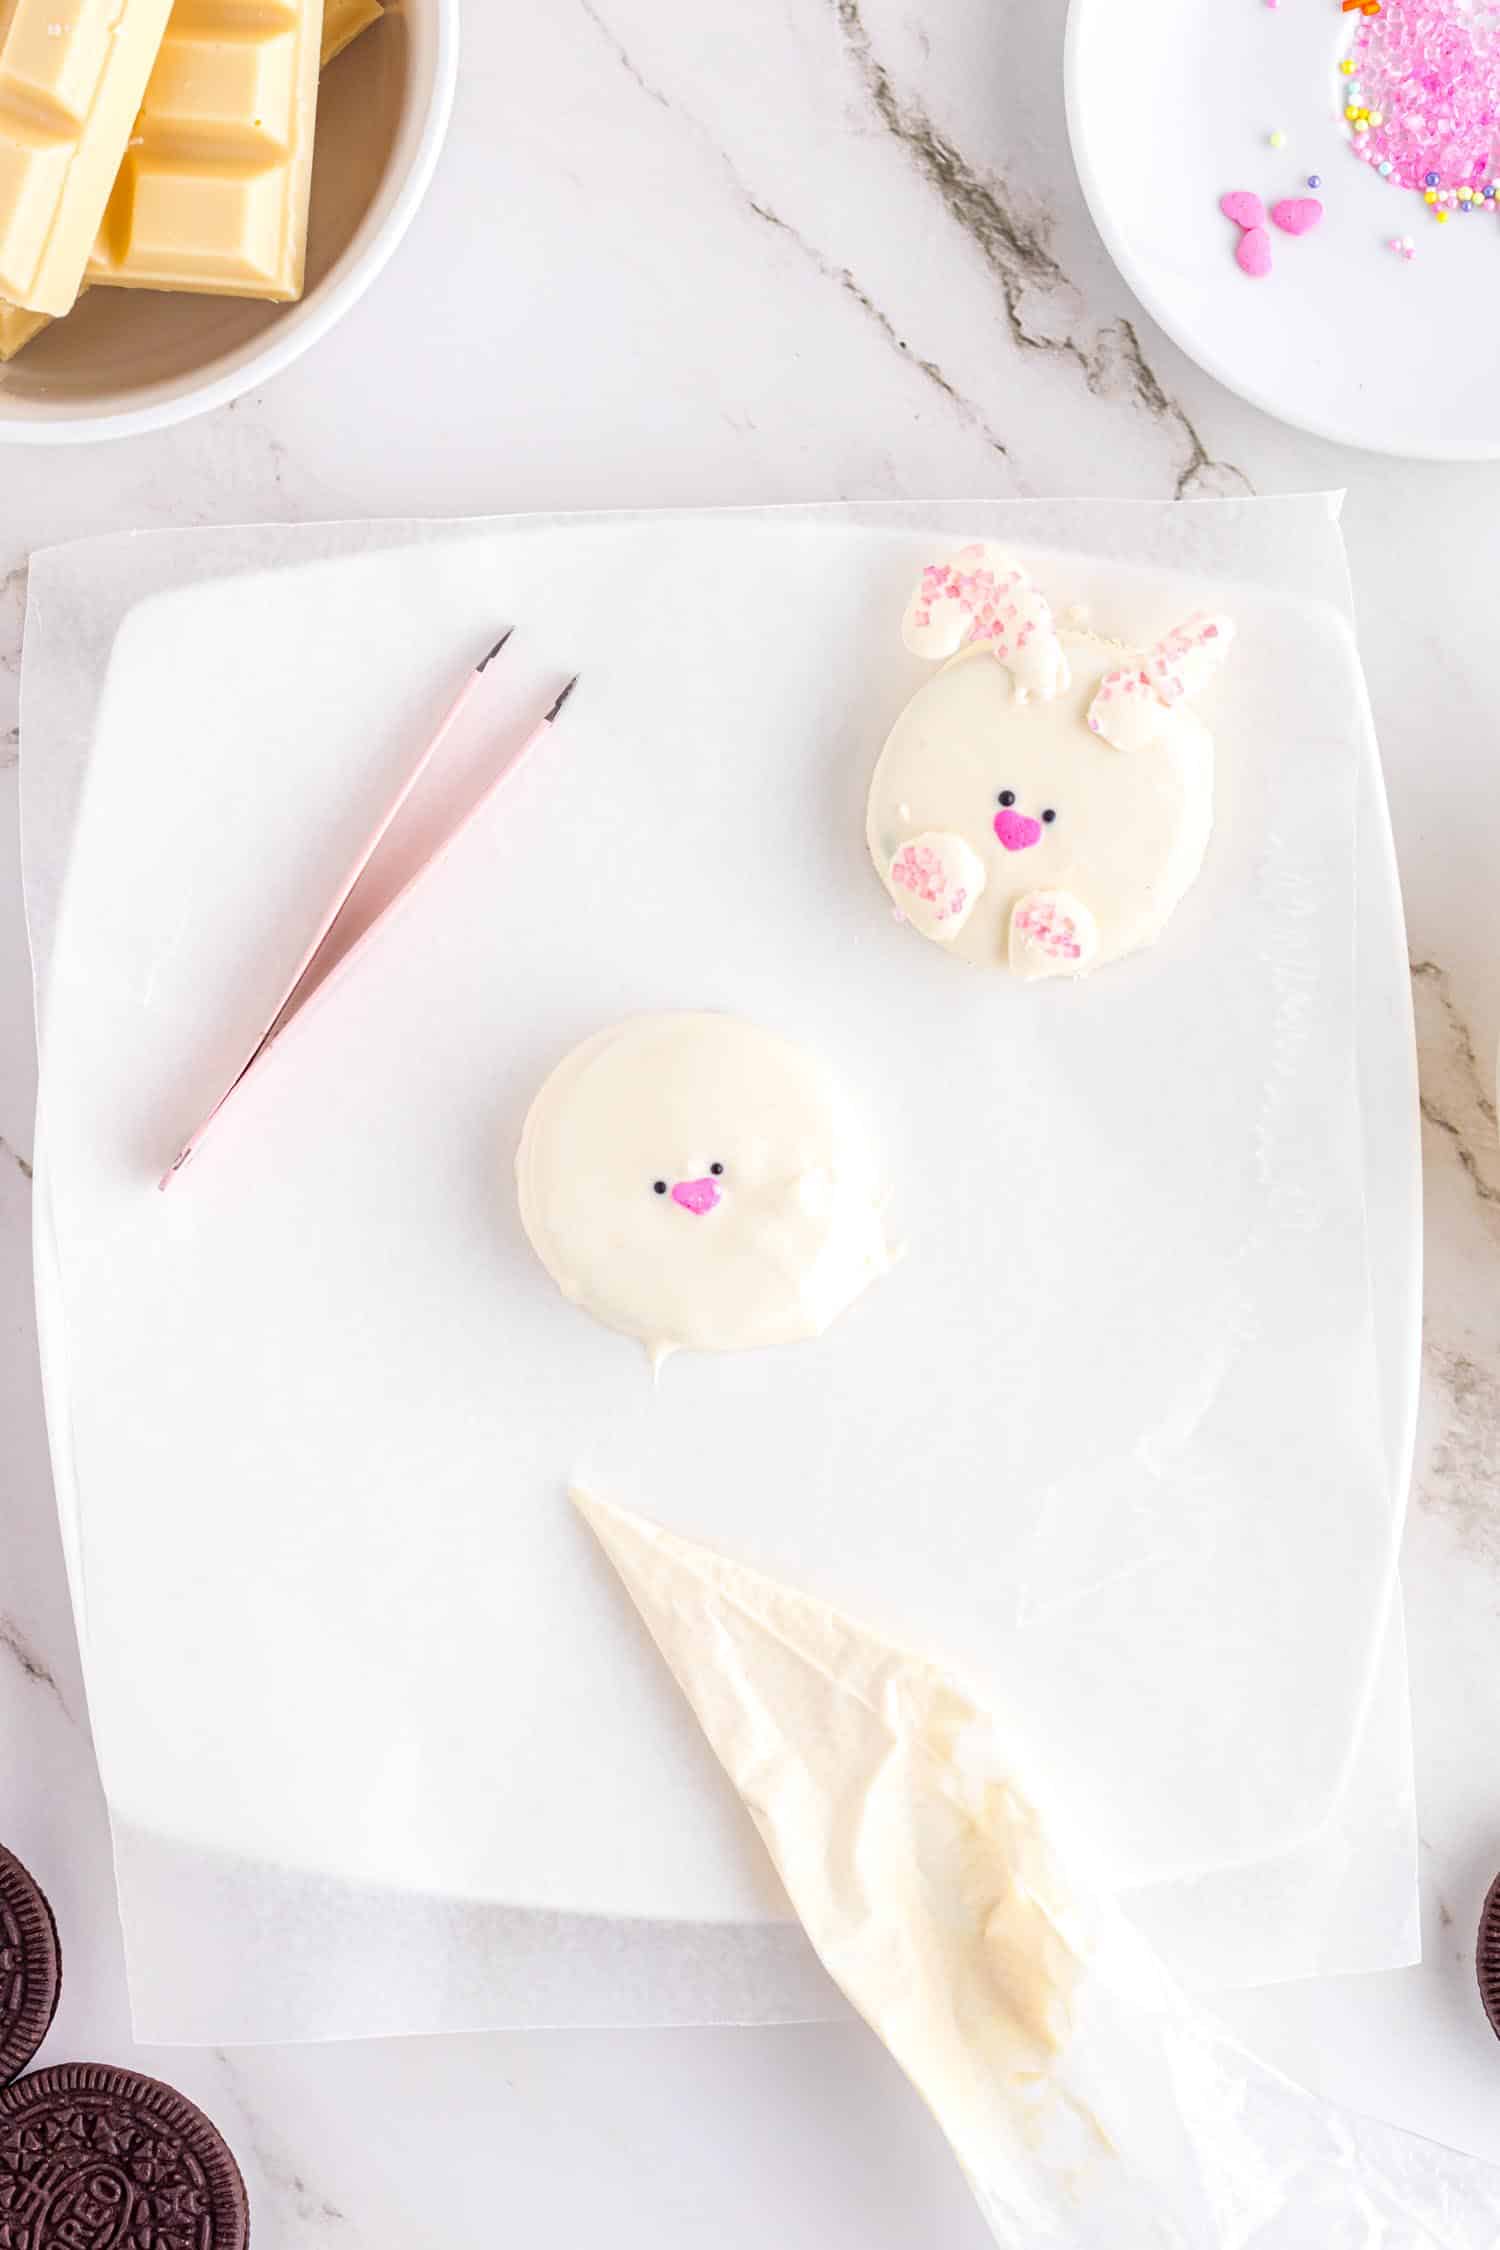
[994, 807, 1043, 851]
[671, 1177, 721, 1215]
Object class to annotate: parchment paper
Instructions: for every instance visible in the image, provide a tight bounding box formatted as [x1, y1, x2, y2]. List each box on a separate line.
[20, 500, 1420, 2041]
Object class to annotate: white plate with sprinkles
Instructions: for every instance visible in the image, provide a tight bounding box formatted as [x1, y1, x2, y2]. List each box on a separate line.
[1066, 0, 1500, 458]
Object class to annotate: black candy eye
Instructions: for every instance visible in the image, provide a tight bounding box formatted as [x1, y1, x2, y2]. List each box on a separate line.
[1041, 808, 1056, 824]
[997, 790, 1016, 807]
[709, 1162, 724, 1176]
[652, 1180, 668, 1195]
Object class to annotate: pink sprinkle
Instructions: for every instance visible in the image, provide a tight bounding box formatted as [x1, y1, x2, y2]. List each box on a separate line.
[994, 807, 1043, 852]
[1236, 225, 1274, 277]
[1347, 1, 1500, 209]
[1220, 188, 1267, 230]
[1270, 196, 1323, 236]
[1015, 901, 1081, 960]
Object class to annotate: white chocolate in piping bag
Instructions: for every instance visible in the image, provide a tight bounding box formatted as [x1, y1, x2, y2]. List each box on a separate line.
[576, 1489, 1500, 2248]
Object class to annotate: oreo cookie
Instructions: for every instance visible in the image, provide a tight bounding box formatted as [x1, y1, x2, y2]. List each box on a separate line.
[1479, 1872, 1500, 2039]
[0, 2063, 249, 2247]
[0, 1842, 60, 2084]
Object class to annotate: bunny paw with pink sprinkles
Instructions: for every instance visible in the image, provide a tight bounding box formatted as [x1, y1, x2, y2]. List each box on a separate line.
[1009, 891, 1100, 982]
[887, 832, 986, 942]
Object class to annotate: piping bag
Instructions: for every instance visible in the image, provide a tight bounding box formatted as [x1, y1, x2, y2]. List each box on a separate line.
[576, 1490, 1500, 2247]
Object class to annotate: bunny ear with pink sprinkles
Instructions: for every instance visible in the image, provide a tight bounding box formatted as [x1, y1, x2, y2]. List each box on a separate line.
[1087, 611, 1235, 751]
[901, 542, 1069, 703]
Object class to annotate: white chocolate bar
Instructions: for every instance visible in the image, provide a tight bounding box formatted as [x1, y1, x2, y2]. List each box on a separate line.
[0, 0, 177, 314]
[88, 0, 327, 299]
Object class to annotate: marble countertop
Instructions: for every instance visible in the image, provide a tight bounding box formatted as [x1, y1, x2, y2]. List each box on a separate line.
[4, 1, 1500, 2240]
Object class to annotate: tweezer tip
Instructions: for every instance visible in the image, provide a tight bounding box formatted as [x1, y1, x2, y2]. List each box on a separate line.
[477, 627, 514, 672]
[545, 675, 579, 723]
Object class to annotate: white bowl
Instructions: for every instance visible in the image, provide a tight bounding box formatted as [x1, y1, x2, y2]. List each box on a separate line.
[0, 0, 458, 446]
[1065, 0, 1500, 460]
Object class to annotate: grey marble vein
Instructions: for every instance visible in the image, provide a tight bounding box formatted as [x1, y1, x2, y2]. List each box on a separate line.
[0, 1132, 31, 1181]
[832, 0, 1252, 500]
[1410, 961, 1500, 1571]
[212, 2054, 352, 2237]
[577, 0, 668, 111]
[0, 562, 25, 679]
[1418, 1343, 1500, 1569]
[577, 0, 1013, 466]
[0, 1612, 64, 1710]
[745, 198, 1012, 462]
[1413, 959, 1500, 1211]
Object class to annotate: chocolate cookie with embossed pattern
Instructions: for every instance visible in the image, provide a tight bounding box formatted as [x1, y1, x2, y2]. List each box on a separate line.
[1478, 1871, 1500, 2041]
[0, 2062, 249, 2248]
[0, 1841, 60, 2085]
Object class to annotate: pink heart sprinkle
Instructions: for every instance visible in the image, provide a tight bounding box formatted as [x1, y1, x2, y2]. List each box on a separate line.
[1236, 225, 1273, 278]
[994, 807, 1043, 852]
[1270, 196, 1322, 237]
[1219, 189, 1266, 230]
[671, 1177, 721, 1216]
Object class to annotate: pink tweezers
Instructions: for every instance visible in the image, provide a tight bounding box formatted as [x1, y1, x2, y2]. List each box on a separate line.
[161, 632, 575, 1188]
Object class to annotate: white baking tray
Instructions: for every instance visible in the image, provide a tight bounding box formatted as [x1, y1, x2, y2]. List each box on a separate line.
[22, 503, 1419, 2037]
